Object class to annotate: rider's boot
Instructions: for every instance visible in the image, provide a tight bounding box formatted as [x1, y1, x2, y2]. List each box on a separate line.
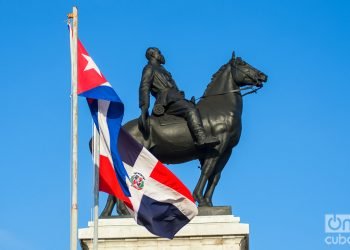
[186, 110, 220, 148]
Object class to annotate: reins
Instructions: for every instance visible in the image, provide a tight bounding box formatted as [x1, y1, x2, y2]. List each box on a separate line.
[241, 85, 263, 97]
[198, 61, 263, 100]
[198, 85, 262, 100]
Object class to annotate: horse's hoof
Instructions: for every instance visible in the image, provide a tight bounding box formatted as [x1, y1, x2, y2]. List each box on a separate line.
[204, 198, 213, 207]
[100, 210, 111, 218]
[198, 199, 211, 207]
[198, 202, 210, 207]
[193, 192, 200, 203]
[117, 203, 130, 215]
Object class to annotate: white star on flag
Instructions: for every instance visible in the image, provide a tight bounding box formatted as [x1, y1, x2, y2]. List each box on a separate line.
[82, 53, 102, 76]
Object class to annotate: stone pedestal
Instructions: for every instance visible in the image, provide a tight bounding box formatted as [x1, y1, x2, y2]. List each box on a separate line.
[79, 214, 249, 249]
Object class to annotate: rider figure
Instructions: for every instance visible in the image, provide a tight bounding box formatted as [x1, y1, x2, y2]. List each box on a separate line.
[139, 47, 219, 148]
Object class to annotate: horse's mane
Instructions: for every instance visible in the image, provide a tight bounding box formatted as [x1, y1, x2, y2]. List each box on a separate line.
[210, 63, 229, 82]
[203, 61, 230, 96]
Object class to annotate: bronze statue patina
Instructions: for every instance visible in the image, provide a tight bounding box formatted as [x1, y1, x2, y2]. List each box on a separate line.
[139, 47, 219, 148]
[101, 50, 267, 216]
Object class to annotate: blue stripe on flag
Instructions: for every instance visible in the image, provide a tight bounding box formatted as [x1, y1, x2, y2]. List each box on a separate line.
[80, 85, 122, 103]
[107, 102, 130, 197]
[137, 194, 190, 239]
[87, 99, 99, 131]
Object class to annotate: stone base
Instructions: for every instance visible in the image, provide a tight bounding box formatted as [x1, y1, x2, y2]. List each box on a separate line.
[79, 215, 249, 249]
[198, 206, 232, 216]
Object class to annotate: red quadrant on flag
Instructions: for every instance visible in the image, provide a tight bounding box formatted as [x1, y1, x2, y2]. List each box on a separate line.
[150, 162, 195, 203]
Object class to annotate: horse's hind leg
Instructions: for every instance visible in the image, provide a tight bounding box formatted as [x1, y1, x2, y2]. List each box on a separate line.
[100, 195, 117, 217]
[204, 148, 233, 206]
[116, 198, 130, 215]
[193, 156, 220, 207]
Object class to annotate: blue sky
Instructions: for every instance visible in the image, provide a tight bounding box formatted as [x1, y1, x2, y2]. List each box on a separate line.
[1, 0, 349, 249]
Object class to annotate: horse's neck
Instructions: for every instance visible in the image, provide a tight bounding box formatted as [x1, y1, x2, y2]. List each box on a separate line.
[203, 65, 237, 96]
[199, 64, 242, 112]
[203, 65, 239, 98]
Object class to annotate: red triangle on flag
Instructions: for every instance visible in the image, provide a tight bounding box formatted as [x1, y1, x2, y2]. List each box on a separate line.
[77, 40, 108, 94]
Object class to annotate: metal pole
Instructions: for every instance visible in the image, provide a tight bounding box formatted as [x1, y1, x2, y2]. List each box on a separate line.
[69, 6, 78, 250]
[93, 125, 100, 250]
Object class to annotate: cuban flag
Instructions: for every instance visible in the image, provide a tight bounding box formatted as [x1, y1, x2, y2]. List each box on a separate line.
[71, 31, 198, 238]
[76, 39, 131, 199]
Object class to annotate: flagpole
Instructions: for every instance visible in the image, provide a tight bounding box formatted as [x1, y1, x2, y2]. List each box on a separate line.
[93, 125, 100, 249]
[69, 6, 78, 250]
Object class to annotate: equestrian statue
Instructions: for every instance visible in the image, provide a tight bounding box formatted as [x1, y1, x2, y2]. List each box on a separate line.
[100, 47, 267, 216]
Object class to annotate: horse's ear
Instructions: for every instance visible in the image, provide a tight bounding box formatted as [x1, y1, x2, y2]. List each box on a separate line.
[230, 51, 236, 64]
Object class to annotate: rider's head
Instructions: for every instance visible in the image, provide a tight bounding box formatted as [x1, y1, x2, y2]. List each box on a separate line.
[146, 47, 165, 64]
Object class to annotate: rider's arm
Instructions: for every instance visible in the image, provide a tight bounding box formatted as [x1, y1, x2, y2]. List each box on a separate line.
[139, 65, 153, 113]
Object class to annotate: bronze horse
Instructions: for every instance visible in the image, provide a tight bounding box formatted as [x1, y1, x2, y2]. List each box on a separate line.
[101, 52, 267, 216]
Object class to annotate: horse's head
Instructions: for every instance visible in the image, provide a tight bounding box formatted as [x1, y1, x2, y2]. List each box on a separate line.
[203, 52, 268, 98]
[230, 52, 268, 87]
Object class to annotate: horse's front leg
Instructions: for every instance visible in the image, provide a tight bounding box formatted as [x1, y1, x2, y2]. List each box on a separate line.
[204, 148, 232, 206]
[193, 156, 219, 207]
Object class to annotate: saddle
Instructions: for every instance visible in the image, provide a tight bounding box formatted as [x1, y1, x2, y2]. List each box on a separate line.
[154, 114, 186, 126]
[151, 96, 196, 126]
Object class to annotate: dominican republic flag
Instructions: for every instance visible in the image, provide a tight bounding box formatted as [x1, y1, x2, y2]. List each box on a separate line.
[117, 128, 198, 238]
[71, 30, 198, 238]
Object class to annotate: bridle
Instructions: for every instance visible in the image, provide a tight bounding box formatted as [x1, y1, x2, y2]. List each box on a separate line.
[199, 62, 263, 100]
